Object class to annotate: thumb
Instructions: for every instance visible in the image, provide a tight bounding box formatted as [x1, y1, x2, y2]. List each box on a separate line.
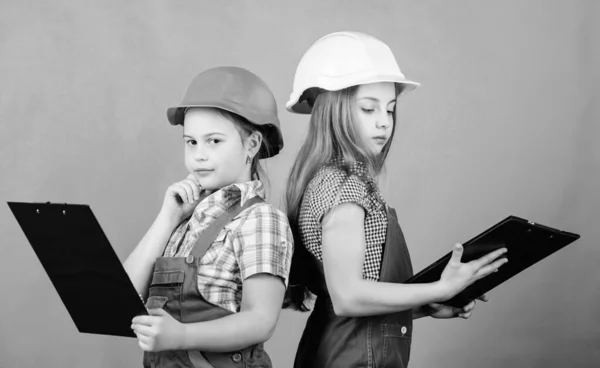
[148, 308, 169, 317]
[428, 303, 442, 309]
[450, 243, 464, 264]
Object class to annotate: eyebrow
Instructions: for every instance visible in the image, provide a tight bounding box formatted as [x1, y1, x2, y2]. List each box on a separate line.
[358, 97, 397, 105]
[182, 132, 227, 139]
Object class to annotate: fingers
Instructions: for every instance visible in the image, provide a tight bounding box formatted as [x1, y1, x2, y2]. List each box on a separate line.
[132, 315, 156, 326]
[171, 183, 190, 204]
[184, 175, 201, 201]
[478, 294, 489, 302]
[181, 177, 202, 203]
[458, 311, 472, 319]
[474, 257, 509, 279]
[180, 181, 195, 203]
[449, 243, 464, 264]
[462, 300, 476, 313]
[138, 339, 152, 352]
[470, 248, 508, 270]
[187, 174, 202, 188]
[132, 323, 155, 337]
[173, 181, 197, 204]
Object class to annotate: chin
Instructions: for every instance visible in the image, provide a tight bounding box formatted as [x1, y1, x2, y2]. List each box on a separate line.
[371, 147, 384, 155]
[196, 178, 220, 192]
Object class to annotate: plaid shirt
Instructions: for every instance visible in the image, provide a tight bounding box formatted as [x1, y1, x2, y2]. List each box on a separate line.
[298, 160, 388, 281]
[163, 180, 293, 313]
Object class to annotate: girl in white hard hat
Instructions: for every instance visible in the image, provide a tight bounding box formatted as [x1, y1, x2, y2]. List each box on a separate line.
[283, 32, 508, 368]
[124, 66, 293, 368]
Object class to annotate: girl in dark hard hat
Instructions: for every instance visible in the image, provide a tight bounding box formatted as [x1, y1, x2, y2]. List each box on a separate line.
[124, 66, 292, 368]
[283, 32, 509, 368]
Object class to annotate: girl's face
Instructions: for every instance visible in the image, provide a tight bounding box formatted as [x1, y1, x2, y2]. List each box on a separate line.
[183, 108, 257, 191]
[353, 82, 397, 155]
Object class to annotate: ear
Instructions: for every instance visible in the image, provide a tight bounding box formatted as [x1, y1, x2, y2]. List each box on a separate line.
[245, 131, 263, 159]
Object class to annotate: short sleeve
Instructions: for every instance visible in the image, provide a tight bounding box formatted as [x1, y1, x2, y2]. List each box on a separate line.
[307, 168, 373, 224]
[232, 203, 294, 286]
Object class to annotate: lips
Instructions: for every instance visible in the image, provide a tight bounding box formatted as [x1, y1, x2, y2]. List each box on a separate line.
[372, 136, 388, 145]
[194, 169, 214, 176]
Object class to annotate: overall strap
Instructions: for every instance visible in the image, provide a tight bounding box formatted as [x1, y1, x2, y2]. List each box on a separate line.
[189, 195, 265, 260]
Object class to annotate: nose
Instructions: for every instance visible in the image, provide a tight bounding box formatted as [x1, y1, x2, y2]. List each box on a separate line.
[376, 110, 391, 130]
[193, 145, 208, 161]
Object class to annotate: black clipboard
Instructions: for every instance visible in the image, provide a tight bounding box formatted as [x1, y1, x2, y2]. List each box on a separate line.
[8, 201, 148, 338]
[405, 216, 580, 308]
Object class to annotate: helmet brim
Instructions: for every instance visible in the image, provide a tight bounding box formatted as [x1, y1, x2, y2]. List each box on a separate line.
[285, 76, 420, 114]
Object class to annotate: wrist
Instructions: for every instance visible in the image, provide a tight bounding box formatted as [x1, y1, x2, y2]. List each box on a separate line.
[156, 210, 180, 230]
[431, 280, 451, 303]
[172, 321, 190, 350]
[412, 306, 428, 319]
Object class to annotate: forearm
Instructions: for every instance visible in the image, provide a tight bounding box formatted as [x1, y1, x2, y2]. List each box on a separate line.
[124, 211, 179, 298]
[180, 310, 275, 352]
[332, 279, 445, 317]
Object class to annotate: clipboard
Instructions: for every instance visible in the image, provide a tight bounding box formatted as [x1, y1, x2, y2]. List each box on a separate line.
[405, 216, 580, 308]
[8, 201, 148, 338]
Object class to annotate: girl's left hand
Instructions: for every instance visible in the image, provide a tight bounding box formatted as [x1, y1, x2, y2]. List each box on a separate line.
[131, 309, 185, 352]
[427, 294, 489, 319]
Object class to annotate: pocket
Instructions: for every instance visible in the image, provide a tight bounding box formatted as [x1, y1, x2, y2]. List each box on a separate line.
[145, 295, 168, 310]
[381, 323, 412, 368]
[150, 270, 185, 287]
[147, 270, 184, 311]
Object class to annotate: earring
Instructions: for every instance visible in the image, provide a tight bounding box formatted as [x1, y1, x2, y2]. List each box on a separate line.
[246, 155, 252, 165]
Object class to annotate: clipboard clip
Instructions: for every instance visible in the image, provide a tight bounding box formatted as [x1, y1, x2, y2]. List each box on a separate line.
[33, 202, 69, 215]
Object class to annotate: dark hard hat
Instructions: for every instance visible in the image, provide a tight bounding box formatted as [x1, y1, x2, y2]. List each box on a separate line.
[167, 66, 283, 158]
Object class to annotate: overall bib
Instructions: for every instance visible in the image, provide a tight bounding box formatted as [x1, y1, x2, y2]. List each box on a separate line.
[143, 196, 272, 368]
[294, 207, 414, 368]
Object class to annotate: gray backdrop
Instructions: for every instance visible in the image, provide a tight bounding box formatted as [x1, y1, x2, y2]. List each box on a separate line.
[1, 1, 598, 367]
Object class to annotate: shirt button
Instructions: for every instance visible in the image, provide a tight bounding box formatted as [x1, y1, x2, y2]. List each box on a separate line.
[185, 255, 195, 264]
[231, 352, 242, 363]
[401, 326, 407, 334]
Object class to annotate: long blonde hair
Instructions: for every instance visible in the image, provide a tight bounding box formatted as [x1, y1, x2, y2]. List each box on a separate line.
[283, 84, 402, 311]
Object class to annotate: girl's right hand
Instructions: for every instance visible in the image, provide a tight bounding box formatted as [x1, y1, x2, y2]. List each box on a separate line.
[437, 243, 508, 301]
[159, 174, 204, 225]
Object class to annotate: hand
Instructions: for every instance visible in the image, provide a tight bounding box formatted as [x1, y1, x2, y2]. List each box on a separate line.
[438, 243, 508, 301]
[427, 294, 489, 319]
[131, 309, 186, 352]
[160, 174, 205, 224]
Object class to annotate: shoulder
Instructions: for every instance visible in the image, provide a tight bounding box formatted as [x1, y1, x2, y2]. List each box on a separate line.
[302, 165, 381, 222]
[306, 166, 369, 198]
[232, 200, 292, 238]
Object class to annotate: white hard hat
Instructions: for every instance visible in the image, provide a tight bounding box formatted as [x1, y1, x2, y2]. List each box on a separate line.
[286, 31, 420, 114]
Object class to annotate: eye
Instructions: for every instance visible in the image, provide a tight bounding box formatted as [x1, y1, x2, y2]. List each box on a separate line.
[387, 110, 394, 115]
[185, 139, 197, 146]
[207, 138, 221, 145]
[361, 108, 375, 114]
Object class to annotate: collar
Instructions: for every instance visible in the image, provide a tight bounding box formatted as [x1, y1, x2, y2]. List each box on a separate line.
[206, 180, 265, 207]
[192, 180, 265, 221]
[327, 157, 386, 211]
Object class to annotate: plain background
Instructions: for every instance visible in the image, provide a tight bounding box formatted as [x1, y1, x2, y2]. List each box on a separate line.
[1, 1, 599, 367]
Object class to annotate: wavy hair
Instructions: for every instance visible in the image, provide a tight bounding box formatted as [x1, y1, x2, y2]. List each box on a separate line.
[283, 84, 403, 311]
